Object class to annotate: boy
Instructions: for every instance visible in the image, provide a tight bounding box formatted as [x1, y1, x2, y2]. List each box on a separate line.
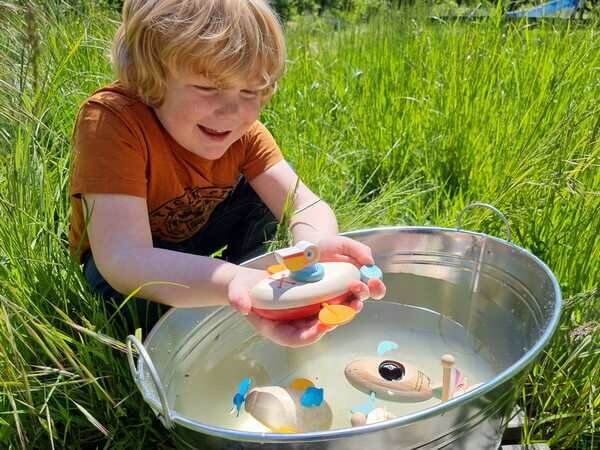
[70, 0, 385, 347]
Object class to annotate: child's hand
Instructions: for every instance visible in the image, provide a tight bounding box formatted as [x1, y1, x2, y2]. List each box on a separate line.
[244, 314, 341, 348]
[318, 235, 386, 301]
[227, 267, 267, 315]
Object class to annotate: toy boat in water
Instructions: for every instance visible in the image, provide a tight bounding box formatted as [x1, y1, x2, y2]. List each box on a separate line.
[345, 356, 434, 402]
[231, 377, 332, 433]
[245, 386, 332, 433]
[346, 354, 483, 404]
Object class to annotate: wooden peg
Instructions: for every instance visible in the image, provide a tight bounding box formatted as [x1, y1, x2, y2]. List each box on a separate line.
[350, 411, 367, 427]
[441, 354, 455, 402]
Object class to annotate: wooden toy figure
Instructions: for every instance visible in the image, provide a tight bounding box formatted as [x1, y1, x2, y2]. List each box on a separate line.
[345, 356, 435, 402]
[346, 351, 483, 427]
[231, 377, 332, 433]
[350, 407, 396, 427]
[250, 241, 383, 326]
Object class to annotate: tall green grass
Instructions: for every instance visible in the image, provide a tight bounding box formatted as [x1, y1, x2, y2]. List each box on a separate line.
[0, 1, 598, 448]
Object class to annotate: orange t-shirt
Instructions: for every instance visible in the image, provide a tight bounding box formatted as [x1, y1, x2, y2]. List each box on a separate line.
[69, 83, 283, 262]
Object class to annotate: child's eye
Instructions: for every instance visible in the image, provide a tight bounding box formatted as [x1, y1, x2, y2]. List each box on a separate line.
[194, 85, 218, 95]
[240, 89, 259, 99]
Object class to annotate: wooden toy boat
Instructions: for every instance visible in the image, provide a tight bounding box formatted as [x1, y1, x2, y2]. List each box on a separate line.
[345, 354, 482, 404]
[250, 241, 383, 325]
[244, 386, 332, 433]
[347, 353, 483, 427]
[345, 356, 434, 402]
[231, 377, 332, 433]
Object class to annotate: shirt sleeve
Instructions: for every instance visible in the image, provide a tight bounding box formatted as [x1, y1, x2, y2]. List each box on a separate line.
[70, 100, 147, 198]
[241, 121, 284, 180]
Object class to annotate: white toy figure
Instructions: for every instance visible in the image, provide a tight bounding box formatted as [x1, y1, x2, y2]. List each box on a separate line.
[232, 377, 332, 433]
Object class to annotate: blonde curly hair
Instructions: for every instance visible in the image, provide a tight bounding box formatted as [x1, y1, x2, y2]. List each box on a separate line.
[111, 0, 286, 107]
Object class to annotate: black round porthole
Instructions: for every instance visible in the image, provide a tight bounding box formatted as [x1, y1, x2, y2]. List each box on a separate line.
[378, 360, 406, 381]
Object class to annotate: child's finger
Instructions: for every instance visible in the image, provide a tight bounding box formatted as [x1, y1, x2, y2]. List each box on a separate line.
[290, 317, 334, 342]
[319, 254, 355, 265]
[296, 319, 328, 342]
[317, 322, 337, 333]
[292, 316, 320, 329]
[348, 279, 369, 301]
[347, 298, 364, 313]
[338, 237, 374, 266]
[367, 278, 386, 300]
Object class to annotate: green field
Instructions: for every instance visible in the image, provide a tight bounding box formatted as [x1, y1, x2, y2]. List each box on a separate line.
[0, 2, 598, 449]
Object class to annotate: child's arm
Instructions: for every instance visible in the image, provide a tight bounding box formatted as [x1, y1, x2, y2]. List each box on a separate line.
[250, 161, 386, 271]
[249, 160, 338, 243]
[84, 193, 265, 310]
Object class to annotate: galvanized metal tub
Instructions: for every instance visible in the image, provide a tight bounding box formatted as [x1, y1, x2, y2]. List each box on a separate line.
[127, 205, 561, 449]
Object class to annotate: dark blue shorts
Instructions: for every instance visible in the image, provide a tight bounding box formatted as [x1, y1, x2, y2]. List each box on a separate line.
[82, 176, 277, 334]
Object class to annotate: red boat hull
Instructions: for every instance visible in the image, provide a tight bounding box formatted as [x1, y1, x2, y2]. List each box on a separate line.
[252, 291, 352, 321]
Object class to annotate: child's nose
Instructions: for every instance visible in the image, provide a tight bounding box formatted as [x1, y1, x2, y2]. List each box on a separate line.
[215, 99, 239, 117]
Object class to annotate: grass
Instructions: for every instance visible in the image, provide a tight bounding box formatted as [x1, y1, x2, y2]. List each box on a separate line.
[0, 1, 598, 448]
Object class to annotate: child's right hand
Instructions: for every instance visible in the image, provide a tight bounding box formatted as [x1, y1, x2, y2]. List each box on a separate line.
[227, 267, 336, 347]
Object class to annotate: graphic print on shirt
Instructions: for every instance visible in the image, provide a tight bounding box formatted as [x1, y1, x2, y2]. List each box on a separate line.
[149, 186, 232, 242]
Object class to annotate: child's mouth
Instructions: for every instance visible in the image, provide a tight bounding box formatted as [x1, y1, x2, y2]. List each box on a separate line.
[198, 125, 231, 141]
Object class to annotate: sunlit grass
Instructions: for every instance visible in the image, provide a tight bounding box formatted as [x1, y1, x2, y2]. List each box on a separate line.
[0, 1, 598, 448]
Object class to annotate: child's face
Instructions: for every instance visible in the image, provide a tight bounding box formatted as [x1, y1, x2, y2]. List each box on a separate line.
[154, 71, 263, 160]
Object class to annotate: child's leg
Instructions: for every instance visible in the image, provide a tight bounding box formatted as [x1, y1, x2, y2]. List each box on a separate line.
[153, 176, 278, 264]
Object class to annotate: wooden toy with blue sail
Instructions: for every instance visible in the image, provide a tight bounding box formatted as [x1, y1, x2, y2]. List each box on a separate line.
[250, 241, 383, 325]
[231, 377, 332, 433]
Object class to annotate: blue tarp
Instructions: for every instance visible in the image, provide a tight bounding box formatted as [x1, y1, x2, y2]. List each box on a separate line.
[506, 0, 579, 18]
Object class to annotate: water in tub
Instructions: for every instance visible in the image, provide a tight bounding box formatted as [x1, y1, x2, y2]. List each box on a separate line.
[170, 301, 496, 432]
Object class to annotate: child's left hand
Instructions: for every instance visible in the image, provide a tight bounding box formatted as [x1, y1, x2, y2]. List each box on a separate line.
[244, 235, 386, 347]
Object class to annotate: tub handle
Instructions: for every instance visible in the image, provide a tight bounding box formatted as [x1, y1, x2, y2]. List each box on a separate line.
[456, 202, 511, 242]
[126, 335, 174, 429]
